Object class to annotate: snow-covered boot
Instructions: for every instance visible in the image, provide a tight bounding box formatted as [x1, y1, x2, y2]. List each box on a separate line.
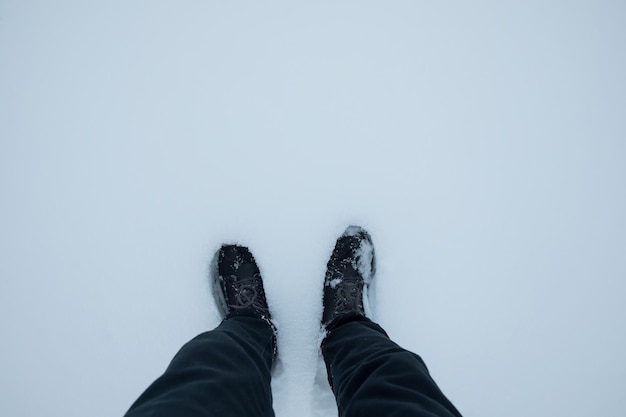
[322, 226, 376, 331]
[211, 245, 273, 326]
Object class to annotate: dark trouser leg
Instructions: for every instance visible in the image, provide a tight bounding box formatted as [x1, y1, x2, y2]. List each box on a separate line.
[322, 317, 462, 417]
[125, 316, 276, 417]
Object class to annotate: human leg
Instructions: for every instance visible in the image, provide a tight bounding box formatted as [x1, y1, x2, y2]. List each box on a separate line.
[125, 316, 276, 417]
[321, 226, 462, 417]
[322, 317, 461, 417]
[125, 244, 276, 417]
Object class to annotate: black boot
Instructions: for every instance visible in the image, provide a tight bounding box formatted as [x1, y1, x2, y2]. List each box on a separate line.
[322, 226, 376, 331]
[211, 245, 274, 328]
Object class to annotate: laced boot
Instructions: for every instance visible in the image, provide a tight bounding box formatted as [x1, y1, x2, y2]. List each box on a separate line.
[322, 226, 376, 331]
[211, 245, 274, 329]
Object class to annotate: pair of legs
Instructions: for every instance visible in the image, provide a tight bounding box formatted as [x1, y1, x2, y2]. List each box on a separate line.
[125, 227, 462, 417]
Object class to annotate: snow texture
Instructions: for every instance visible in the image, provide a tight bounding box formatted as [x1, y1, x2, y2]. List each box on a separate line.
[1, 2, 626, 417]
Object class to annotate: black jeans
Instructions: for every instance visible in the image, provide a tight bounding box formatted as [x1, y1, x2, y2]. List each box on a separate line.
[125, 316, 462, 417]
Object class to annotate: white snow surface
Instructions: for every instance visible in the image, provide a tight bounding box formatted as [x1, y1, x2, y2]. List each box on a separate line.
[1, 2, 626, 417]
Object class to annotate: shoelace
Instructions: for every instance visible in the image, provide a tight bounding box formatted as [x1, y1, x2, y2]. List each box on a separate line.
[226, 274, 269, 312]
[333, 280, 363, 315]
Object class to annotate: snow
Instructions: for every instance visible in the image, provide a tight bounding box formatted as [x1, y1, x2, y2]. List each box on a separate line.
[1, 2, 626, 417]
[329, 278, 342, 289]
